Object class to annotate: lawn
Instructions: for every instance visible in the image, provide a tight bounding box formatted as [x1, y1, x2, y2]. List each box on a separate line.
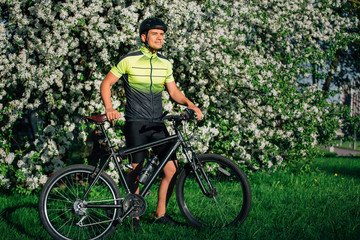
[332, 140, 360, 151]
[0, 157, 359, 240]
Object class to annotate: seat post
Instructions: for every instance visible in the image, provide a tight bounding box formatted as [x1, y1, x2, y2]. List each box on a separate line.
[99, 123, 116, 154]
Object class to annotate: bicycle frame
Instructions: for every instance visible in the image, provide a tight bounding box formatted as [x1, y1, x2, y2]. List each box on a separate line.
[81, 119, 215, 222]
[38, 109, 252, 240]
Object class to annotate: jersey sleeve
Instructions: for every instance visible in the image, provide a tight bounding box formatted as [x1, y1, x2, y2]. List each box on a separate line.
[110, 58, 128, 78]
[165, 61, 175, 83]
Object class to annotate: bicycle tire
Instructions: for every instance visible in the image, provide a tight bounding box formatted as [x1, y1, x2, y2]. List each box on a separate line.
[39, 164, 121, 240]
[176, 154, 251, 228]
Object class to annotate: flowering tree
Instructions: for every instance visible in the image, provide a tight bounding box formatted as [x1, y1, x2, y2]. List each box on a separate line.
[0, 0, 359, 193]
[322, 1, 360, 92]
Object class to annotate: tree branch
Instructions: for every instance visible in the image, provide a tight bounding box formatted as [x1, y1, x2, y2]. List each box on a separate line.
[348, 0, 360, 5]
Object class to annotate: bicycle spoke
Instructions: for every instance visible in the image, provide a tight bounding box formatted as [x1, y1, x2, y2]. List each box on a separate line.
[62, 175, 80, 200]
[95, 183, 112, 196]
[66, 216, 75, 237]
[212, 196, 231, 226]
[52, 185, 74, 203]
[212, 176, 240, 225]
[47, 197, 72, 204]
[40, 166, 121, 240]
[48, 208, 72, 222]
[57, 214, 75, 231]
[177, 154, 251, 228]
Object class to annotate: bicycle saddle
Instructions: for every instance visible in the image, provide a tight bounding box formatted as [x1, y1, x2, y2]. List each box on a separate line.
[83, 114, 107, 123]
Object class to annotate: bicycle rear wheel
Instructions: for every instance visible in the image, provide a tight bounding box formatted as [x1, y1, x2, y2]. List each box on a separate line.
[176, 154, 251, 228]
[39, 164, 121, 240]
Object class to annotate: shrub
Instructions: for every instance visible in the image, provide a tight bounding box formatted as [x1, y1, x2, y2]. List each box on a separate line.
[0, 0, 358, 193]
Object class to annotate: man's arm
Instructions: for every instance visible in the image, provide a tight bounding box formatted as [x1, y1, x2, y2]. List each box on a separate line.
[100, 71, 121, 120]
[165, 81, 203, 120]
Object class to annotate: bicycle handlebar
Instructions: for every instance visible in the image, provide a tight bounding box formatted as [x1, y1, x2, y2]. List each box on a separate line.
[83, 109, 196, 124]
[161, 109, 196, 122]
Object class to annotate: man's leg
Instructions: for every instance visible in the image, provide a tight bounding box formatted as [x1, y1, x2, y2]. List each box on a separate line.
[123, 121, 147, 194]
[126, 163, 142, 194]
[155, 160, 178, 218]
[126, 162, 143, 231]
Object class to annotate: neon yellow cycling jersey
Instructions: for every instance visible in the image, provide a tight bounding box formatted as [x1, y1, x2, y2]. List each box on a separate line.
[110, 46, 174, 121]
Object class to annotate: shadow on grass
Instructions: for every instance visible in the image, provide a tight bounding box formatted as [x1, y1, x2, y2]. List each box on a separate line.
[0, 203, 45, 240]
[316, 157, 360, 179]
[0, 188, 12, 196]
[321, 165, 360, 178]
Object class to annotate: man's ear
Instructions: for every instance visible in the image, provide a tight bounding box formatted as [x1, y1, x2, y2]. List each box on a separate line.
[141, 33, 146, 43]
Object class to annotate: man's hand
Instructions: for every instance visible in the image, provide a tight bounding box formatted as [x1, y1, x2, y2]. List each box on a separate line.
[165, 81, 203, 121]
[188, 105, 203, 121]
[105, 107, 120, 121]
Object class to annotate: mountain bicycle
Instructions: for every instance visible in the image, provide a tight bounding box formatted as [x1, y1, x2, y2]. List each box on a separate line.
[38, 109, 251, 240]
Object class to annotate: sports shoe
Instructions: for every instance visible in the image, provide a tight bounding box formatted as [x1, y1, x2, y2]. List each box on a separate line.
[153, 214, 179, 226]
[132, 218, 141, 232]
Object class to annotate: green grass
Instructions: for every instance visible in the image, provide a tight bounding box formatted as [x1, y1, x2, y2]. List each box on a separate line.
[332, 140, 360, 151]
[1, 157, 360, 240]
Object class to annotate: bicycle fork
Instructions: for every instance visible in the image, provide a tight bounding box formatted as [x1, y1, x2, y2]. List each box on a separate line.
[182, 146, 218, 198]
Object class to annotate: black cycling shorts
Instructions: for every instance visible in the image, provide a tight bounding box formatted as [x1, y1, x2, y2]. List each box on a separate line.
[124, 121, 177, 163]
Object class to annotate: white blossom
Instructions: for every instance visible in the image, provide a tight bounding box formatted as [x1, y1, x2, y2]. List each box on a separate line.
[0, 0, 356, 192]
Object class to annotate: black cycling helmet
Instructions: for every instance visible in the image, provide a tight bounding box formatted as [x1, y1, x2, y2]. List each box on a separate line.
[139, 17, 167, 38]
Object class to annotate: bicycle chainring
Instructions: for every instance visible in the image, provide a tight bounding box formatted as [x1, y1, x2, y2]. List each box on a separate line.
[123, 194, 147, 218]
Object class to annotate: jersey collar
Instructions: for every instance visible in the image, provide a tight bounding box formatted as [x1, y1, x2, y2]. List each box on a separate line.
[141, 46, 158, 58]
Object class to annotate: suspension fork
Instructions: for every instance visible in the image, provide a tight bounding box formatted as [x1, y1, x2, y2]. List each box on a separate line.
[178, 131, 216, 197]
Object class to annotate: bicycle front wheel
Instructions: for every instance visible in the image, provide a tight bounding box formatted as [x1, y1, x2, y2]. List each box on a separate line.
[39, 164, 121, 240]
[176, 154, 251, 228]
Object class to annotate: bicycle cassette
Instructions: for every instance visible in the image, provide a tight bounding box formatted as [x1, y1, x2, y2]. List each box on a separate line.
[123, 194, 147, 218]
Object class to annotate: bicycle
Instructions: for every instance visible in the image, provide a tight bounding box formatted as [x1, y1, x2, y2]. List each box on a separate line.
[38, 109, 252, 240]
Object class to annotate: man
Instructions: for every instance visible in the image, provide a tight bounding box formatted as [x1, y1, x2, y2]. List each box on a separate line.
[100, 17, 202, 229]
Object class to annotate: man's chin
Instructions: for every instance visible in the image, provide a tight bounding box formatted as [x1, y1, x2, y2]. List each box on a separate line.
[151, 45, 163, 50]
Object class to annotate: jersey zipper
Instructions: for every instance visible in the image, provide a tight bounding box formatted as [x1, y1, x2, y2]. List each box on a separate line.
[150, 56, 154, 121]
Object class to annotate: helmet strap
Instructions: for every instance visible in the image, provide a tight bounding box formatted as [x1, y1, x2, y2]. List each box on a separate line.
[145, 42, 157, 54]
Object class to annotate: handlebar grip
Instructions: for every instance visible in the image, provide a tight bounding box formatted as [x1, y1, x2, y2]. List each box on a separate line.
[160, 111, 169, 119]
[183, 108, 196, 120]
[161, 109, 194, 121]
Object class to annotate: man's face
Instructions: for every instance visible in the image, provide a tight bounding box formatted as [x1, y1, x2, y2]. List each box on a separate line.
[141, 29, 165, 50]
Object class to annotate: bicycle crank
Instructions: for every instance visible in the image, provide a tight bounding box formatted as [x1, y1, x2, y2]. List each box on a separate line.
[122, 194, 147, 218]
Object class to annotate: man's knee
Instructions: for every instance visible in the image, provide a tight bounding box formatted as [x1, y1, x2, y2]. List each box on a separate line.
[164, 161, 178, 178]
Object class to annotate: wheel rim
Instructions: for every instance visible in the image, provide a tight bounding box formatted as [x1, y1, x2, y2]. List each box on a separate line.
[43, 169, 119, 240]
[181, 159, 248, 228]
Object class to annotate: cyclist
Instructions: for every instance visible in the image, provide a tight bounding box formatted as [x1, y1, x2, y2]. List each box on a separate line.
[100, 17, 202, 230]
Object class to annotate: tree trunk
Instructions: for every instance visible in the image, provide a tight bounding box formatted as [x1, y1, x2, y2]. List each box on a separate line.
[323, 49, 342, 94]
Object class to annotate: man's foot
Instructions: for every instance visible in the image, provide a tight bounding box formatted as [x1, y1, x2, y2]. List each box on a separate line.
[132, 218, 141, 232]
[153, 214, 179, 226]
